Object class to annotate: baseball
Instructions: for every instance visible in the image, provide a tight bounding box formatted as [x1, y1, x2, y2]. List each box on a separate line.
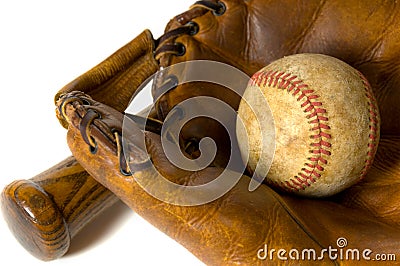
[236, 53, 380, 197]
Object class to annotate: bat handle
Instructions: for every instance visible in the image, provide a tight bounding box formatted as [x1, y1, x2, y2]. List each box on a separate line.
[1, 156, 119, 261]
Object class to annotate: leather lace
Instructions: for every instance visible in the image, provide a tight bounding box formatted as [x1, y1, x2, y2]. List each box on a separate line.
[152, 2, 227, 157]
[60, 2, 227, 176]
[154, 1, 226, 61]
[191, 0, 226, 15]
[58, 92, 163, 176]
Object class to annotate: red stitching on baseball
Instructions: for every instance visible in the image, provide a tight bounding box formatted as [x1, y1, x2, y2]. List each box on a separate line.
[309, 156, 328, 164]
[294, 176, 308, 185]
[284, 180, 299, 190]
[357, 71, 380, 178]
[313, 124, 330, 130]
[251, 70, 332, 192]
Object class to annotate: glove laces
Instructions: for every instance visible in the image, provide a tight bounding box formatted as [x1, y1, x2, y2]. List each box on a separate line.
[154, 1, 226, 61]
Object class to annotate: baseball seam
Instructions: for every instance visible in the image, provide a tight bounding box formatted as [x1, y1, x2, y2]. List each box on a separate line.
[357, 71, 379, 179]
[250, 70, 332, 191]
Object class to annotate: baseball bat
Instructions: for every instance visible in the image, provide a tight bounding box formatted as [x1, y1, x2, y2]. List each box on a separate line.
[1, 29, 160, 261]
[1, 156, 118, 261]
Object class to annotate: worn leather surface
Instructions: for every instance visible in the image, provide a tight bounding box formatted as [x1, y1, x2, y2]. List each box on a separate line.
[156, 0, 400, 241]
[60, 94, 399, 265]
[55, 29, 159, 129]
[57, 0, 400, 265]
[160, 0, 400, 134]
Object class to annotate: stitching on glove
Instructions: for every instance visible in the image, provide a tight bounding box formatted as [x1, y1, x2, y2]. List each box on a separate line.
[250, 70, 332, 192]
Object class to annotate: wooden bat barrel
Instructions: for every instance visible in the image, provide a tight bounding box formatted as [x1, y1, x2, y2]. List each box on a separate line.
[1, 156, 118, 261]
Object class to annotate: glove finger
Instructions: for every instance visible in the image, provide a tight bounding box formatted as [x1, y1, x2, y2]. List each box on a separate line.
[55, 30, 159, 127]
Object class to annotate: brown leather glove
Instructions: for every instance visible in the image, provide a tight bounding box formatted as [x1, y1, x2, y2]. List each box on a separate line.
[54, 0, 400, 265]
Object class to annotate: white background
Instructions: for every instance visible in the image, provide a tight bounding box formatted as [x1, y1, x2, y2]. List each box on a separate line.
[0, 1, 204, 265]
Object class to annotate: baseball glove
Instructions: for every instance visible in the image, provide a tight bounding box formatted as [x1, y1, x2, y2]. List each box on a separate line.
[55, 0, 400, 264]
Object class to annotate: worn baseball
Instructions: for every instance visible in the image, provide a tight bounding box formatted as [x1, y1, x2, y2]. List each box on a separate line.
[237, 53, 380, 197]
